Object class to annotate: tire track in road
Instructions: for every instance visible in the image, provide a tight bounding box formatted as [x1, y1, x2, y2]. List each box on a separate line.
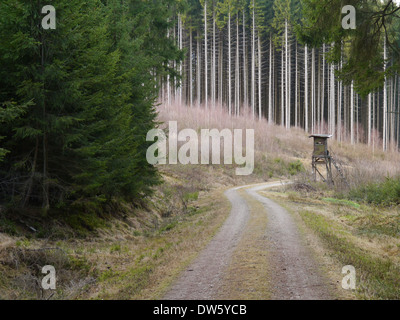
[246, 184, 332, 300]
[163, 187, 250, 300]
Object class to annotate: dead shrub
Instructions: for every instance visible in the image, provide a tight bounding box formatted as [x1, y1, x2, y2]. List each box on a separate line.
[1, 247, 95, 300]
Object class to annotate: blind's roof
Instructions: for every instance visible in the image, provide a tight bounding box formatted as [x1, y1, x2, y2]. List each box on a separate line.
[309, 134, 333, 139]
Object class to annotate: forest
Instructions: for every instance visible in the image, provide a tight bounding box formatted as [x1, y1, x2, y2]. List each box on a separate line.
[162, 0, 400, 151]
[2, 0, 400, 302]
[1, 0, 400, 212]
[0, 0, 182, 211]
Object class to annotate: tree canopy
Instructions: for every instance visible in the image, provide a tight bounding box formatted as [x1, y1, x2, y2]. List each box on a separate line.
[299, 0, 400, 96]
[0, 0, 182, 211]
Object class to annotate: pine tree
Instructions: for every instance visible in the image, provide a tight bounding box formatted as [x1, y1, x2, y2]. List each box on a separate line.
[272, 0, 293, 128]
[0, 101, 28, 162]
[217, 0, 238, 115]
[0, 0, 182, 209]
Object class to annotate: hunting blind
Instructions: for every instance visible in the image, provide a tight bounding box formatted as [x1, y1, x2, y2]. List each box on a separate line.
[310, 134, 333, 185]
[309, 134, 349, 187]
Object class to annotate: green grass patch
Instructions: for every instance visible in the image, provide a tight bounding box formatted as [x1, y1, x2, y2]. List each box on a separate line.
[323, 198, 361, 209]
[354, 213, 400, 238]
[183, 192, 199, 202]
[288, 160, 305, 176]
[253, 155, 305, 179]
[348, 177, 400, 207]
[158, 221, 179, 233]
[300, 210, 400, 300]
[98, 265, 154, 299]
[110, 244, 122, 254]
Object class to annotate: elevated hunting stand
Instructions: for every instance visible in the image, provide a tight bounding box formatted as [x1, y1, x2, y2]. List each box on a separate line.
[310, 134, 333, 185]
[309, 134, 349, 187]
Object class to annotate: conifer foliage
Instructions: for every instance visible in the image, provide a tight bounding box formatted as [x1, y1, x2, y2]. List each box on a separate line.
[0, 0, 181, 210]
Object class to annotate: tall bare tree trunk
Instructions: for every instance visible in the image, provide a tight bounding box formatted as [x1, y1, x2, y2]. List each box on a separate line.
[337, 57, 343, 142]
[305, 45, 309, 132]
[258, 33, 262, 120]
[228, 11, 232, 115]
[295, 42, 298, 128]
[368, 93, 372, 146]
[178, 15, 183, 105]
[197, 36, 201, 107]
[219, 31, 223, 106]
[243, 10, 248, 109]
[351, 81, 354, 145]
[212, 8, 216, 108]
[321, 44, 325, 133]
[311, 48, 315, 133]
[281, 44, 284, 127]
[330, 63, 335, 139]
[189, 29, 193, 107]
[268, 36, 273, 123]
[383, 39, 388, 151]
[204, 2, 208, 109]
[236, 15, 240, 116]
[167, 26, 171, 106]
[251, 3, 255, 118]
[285, 20, 289, 129]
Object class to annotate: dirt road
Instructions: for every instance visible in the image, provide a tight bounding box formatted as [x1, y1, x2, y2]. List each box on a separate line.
[164, 182, 332, 300]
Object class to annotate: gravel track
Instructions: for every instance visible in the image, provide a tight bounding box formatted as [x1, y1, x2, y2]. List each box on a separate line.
[247, 184, 332, 300]
[163, 188, 250, 300]
[163, 182, 332, 300]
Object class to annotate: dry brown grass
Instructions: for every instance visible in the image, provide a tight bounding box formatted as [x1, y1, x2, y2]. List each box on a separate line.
[158, 101, 400, 188]
[263, 188, 400, 299]
[0, 181, 232, 300]
[0, 245, 94, 300]
[84, 186, 232, 300]
[158, 101, 310, 160]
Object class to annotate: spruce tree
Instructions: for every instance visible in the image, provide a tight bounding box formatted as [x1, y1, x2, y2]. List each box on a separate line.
[0, 0, 182, 210]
